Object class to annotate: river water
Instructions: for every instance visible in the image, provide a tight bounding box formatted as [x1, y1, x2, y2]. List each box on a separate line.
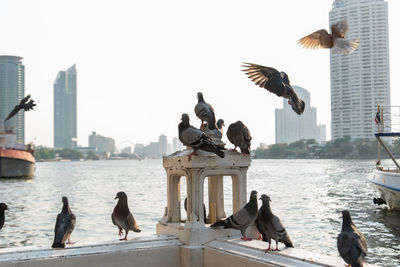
[0, 159, 399, 266]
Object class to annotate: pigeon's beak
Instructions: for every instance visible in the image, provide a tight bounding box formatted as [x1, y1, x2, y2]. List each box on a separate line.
[114, 196, 118, 200]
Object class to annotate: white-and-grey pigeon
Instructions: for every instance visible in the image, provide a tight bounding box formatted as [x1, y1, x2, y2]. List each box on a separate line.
[226, 121, 252, 154]
[0, 203, 8, 230]
[298, 19, 360, 54]
[211, 190, 258, 241]
[194, 92, 217, 130]
[242, 63, 305, 115]
[256, 194, 293, 251]
[201, 119, 224, 140]
[52, 197, 76, 248]
[178, 113, 224, 160]
[112, 191, 141, 241]
[337, 210, 367, 267]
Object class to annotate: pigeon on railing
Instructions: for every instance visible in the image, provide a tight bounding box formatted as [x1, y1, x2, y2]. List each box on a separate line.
[112, 191, 141, 241]
[52, 197, 76, 248]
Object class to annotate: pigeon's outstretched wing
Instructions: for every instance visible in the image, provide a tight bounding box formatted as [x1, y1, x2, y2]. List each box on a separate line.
[5, 95, 36, 121]
[297, 29, 333, 49]
[241, 63, 284, 97]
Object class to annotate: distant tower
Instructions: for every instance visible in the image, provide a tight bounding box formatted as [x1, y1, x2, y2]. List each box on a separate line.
[330, 0, 390, 140]
[54, 64, 77, 148]
[275, 86, 326, 144]
[0, 56, 25, 143]
[172, 137, 183, 153]
[158, 134, 168, 156]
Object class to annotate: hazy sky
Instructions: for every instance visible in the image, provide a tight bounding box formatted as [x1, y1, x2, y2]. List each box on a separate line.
[1, 0, 399, 149]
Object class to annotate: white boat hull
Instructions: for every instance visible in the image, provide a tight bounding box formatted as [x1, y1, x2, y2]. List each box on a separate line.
[370, 169, 400, 210]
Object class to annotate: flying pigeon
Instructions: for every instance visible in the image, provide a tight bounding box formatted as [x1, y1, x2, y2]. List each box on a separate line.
[178, 113, 225, 160]
[184, 197, 207, 224]
[256, 194, 293, 251]
[211, 190, 258, 241]
[52, 197, 76, 248]
[195, 92, 217, 130]
[241, 63, 305, 115]
[298, 19, 360, 54]
[226, 121, 252, 154]
[0, 203, 8, 230]
[4, 95, 36, 121]
[337, 210, 367, 267]
[112, 191, 141, 241]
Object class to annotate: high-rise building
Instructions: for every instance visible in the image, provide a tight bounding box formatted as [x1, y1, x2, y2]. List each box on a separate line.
[158, 134, 168, 156]
[54, 64, 77, 148]
[0, 56, 25, 143]
[275, 86, 326, 144]
[172, 137, 183, 153]
[330, 0, 390, 140]
[88, 131, 115, 155]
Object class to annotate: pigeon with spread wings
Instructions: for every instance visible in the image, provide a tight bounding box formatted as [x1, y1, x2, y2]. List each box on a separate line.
[4, 95, 36, 121]
[298, 19, 360, 54]
[241, 63, 305, 115]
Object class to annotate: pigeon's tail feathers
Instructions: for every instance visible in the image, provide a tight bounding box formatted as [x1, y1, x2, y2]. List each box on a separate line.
[284, 238, 294, 248]
[332, 38, 360, 54]
[52, 242, 65, 248]
[211, 219, 232, 229]
[240, 147, 250, 154]
[215, 149, 225, 158]
[133, 228, 141, 233]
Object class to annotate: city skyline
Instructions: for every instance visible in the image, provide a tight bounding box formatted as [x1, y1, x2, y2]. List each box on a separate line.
[1, 0, 400, 147]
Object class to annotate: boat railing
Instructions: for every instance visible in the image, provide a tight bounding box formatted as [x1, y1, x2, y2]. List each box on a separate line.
[376, 166, 400, 173]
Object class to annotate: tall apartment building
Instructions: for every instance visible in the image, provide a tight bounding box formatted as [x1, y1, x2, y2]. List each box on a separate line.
[330, 0, 390, 140]
[88, 131, 115, 155]
[275, 86, 326, 144]
[172, 137, 183, 153]
[0, 56, 25, 143]
[158, 134, 168, 156]
[54, 64, 77, 148]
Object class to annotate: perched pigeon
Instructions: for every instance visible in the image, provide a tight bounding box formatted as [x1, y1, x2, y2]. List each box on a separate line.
[337, 210, 367, 267]
[201, 119, 225, 140]
[226, 121, 252, 154]
[52, 197, 76, 248]
[4, 95, 36, 121]
[242, 63, 305, 115]
[184, 197, 207, 224]
[298, 19, 360, 54]
[256, 194, 293, 251]
[194, 92, 216, 130]
[112, 191, 141, 241]
[178, 113, 225, 160]
[0, 203, 8, 230]
[211, 190, 258, 241]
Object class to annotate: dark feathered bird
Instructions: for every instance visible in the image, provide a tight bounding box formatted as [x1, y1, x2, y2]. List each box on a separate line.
[256, 194, 293, 251]
[211, 190, 258, 241]
[112, 191, 141, 241]
[226, 121, 252, 154]
[4, 95, 36, 121]
[337, 210, 367, 267]
[298, 19, 360, 54]
[0, 203, 9, 230]
[179, 113, 225, 160]
[241, 63, 305, 115]
[195, 92, 217, 130]
[52, 197, 76, 248]
[201, 118, 224, 140]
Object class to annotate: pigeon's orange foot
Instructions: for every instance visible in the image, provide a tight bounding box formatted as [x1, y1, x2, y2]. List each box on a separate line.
[119, 238, 128, 241]
[188, 150, 198, 161]
[264, 245, 271, 252]
[272, 248, 280, 251]
[66, 240, 75, 245]
[118, 229, 123, 236]
[257, 234, 262, 240]
[241, 235, 252, 241]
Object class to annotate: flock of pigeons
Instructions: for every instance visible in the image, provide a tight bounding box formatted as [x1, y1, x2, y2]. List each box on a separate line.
[1, 19, 366, 266]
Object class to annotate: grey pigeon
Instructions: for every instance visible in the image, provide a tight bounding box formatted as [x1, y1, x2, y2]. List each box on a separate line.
[184, 197, 207, 224]
[112, 191, 141, 241]
[256, 194, 293, 251]
[211, 190, 258, 240]
[337, 210, 367, 267]
[242, 63, 305, 115]
[298, 19, 360, 54]
[4, 95, 36, 121]
[178, 113, 225, 160]
[52, 197, 76, 248]
[0, 203, 8, 230]
[226, 121, 252, 154]
[201, 119, 224, 140]
[194, 92, 217, 130]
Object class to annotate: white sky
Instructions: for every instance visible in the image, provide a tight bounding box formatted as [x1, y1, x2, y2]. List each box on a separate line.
[1, 0, 399, 148]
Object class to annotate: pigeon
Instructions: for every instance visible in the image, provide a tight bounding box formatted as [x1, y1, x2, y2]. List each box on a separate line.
[337, 210, 367, 267]
[241, 63, 305, 115]
[298, 19, 360, 54]
[256, 194, 293, 251]
[201, 119, 225, 140]
[211, 190, 258, 241]
[194, 92, 217, 130]
[112, 191, 141, 241]
[4, 95, 36, 121]
[0, 203, 8, 230]
[184, 197, 207, 224]
[226, 121, 252, 154]
[52, 197, 76, 248]
[178, 113, 225, 160]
